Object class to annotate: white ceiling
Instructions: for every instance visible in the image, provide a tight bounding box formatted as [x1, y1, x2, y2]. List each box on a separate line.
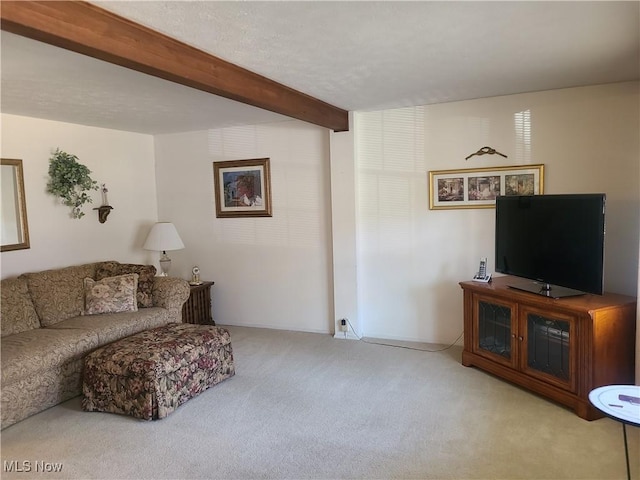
[2, 1, 639, 134]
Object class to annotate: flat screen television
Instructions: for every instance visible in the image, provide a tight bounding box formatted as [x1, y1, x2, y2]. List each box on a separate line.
[495, 193, 606, 298]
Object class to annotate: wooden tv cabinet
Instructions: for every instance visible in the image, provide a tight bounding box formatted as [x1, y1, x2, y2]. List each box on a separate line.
[460, 276, 637, 420]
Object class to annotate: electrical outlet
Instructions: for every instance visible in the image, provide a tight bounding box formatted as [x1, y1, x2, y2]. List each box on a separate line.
[339, 319, 348, 332]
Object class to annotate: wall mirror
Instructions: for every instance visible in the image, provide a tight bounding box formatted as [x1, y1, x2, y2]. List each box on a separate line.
[1, 158, 30, 252]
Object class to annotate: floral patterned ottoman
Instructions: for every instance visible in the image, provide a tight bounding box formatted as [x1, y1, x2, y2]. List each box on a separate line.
[82, 323, 235, 420]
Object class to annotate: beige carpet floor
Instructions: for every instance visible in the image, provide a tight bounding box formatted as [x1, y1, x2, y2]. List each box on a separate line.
[1, 325, 638, 480]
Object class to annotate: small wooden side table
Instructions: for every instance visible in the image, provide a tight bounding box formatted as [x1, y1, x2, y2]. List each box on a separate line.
[182, 281, 215, 325]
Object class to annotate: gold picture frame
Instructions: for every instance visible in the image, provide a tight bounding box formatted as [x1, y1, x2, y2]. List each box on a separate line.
[429, 164, 544, 210]
[213, 158, 272, 218]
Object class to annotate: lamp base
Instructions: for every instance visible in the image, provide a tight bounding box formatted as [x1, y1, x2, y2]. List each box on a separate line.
[159, 252, 171, 277]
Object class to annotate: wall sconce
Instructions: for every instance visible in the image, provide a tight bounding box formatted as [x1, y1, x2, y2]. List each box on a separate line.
[94, 183, 113, 223]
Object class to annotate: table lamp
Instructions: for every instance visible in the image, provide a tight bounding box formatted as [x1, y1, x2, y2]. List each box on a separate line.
[143, 222, 184, 276]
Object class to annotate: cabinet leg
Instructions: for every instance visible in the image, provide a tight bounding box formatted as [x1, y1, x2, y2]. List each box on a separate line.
[461, 351, 474, 367]
[575, 401, 603, 421]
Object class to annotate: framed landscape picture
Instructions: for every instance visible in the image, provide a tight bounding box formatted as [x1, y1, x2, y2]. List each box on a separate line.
[213, 158, 273, 217]
[428, 164, 544, 210]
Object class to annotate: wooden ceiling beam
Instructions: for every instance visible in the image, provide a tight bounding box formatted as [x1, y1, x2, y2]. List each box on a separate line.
[0, 1, 349, 132]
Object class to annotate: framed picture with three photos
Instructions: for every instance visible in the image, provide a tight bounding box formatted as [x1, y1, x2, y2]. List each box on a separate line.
[428, 164, 544, 210]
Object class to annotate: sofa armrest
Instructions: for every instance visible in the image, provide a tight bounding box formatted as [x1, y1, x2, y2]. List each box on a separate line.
[152, 277, 190, 316]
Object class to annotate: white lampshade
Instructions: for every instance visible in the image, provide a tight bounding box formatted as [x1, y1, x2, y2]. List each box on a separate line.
[143, 222, 184, 252]
[143, 223, 184, 276]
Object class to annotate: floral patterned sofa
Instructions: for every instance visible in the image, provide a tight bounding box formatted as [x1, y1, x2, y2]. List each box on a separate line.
[0, 261, 190, 429]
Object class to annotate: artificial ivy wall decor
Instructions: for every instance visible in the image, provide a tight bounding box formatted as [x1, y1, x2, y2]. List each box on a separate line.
[46, 148, 99, 219]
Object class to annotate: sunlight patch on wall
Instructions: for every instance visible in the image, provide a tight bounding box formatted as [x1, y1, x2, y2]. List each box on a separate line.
[207, 125, 260, 158]
[514, 109, 532, 163]
[358, 107, 425, 172]
[357, 107, 425, 254]
[424, 112, 490, 162]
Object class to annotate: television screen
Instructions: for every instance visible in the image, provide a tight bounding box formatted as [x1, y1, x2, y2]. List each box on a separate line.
[495, 194, 606, 297]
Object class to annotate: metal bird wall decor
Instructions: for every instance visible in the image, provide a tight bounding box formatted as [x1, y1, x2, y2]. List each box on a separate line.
[465, 146, 508, 161]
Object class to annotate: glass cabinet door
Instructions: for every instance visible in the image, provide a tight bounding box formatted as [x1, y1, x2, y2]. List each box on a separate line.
[520, 307, 577, 392]
[472, 295, 517, 368]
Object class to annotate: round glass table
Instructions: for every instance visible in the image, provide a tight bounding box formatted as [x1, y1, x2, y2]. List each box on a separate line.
[589, 385, 640, 480]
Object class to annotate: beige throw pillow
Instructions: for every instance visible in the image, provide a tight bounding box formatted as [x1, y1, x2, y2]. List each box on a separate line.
[96, 261, 156, 308]
[84, 273, 139, 315]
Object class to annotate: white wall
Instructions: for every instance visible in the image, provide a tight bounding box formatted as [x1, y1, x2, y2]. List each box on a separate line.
[0, 114, 158, 279]
[329, 113, 360, 338]
[154, 121, 333, 333]
[3, 83, 637, 349]
[356, 82, 639, 343]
